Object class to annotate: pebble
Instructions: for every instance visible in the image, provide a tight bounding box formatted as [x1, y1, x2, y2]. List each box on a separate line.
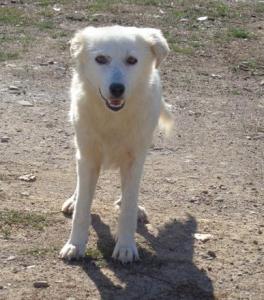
[8, 85, 20, 91]
[194, 233, 212, 242]
[27, 265, 36, 269]
[215, 197, 224, 202]
[19, 174, 36, 182]
[197, 16, 208, 21]
[211, 73, 222, 79]
[65, 283, 76, 288]
[1, 136, 9, 143]
[6, 255, 16, 261]
[207, 250, 216, 259]
[33, 281, 49, 288]
[165, 178, 176, 184]
[219, 184, 227, 190]
[18, 100, 34, 107]
[20, 191, 30, 197]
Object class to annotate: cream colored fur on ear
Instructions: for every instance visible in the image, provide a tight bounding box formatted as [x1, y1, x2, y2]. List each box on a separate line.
[144, 29, 170, 68]
[70, 30, 85, 59]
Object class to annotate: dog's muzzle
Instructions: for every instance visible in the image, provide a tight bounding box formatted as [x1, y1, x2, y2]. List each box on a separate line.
[99, 89, 125, 112]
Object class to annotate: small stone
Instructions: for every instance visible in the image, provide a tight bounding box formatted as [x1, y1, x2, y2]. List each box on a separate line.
[197, 16, 208, 21]
[215, 197, 224, 202]
[219, 184, 227, 190]
[18, 100, 34, 107]
[0, 285, 3, 289]
[53, 4, 61, 12]
[207, 250, 216, 259]
[19, 174, 36, 182]
[211, 73, 222, 79]
[180, 18, 189, 22]
[1, 136, 9, 143]
[165, 178, 176, 184]
[190, 197, 199, 204]
[7, 255, 16, 261]
[33, 281, 49, 288]
[27, 265, 36, 269]
[20, 191, 30, 197]
[194, 233, 212, 242]
[65, 283, 76, 288]
[8, 85, 20, 91]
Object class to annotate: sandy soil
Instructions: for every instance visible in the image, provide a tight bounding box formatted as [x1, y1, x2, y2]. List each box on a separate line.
[0, 1, 263, 299]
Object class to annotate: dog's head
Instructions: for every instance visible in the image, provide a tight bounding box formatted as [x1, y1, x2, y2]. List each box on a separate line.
[70, 26, 169, 112]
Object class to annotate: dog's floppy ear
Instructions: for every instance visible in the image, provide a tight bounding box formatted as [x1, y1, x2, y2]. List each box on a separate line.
[70, 30, 85, 59]
[144, 29, 169, 68]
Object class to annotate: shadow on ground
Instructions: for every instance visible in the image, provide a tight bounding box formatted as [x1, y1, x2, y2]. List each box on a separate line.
[70, 214, 215, 300]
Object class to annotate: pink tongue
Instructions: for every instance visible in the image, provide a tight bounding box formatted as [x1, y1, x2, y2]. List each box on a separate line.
[110, 100, 121, 106]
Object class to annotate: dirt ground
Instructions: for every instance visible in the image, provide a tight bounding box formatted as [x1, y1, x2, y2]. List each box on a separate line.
[0, 1, 263, 299]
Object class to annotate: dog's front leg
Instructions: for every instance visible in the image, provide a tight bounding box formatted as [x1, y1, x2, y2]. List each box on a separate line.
[112, 153, 146, 263]
[60, 155, 100, 260]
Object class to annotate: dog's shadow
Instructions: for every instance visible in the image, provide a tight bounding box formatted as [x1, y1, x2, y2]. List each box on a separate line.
[71, 214, 215, 300]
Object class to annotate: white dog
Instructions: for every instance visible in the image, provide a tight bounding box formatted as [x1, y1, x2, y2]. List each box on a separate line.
[59, 26, 173, 263]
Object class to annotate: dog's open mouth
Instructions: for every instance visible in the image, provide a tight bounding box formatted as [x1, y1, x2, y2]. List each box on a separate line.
[99, 89, 125, 112]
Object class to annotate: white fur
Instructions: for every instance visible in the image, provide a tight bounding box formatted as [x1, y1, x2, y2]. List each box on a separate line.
[60, 26, 172, 263]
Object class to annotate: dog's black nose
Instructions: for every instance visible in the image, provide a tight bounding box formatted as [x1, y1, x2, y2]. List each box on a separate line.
[109, 83, 125, 98]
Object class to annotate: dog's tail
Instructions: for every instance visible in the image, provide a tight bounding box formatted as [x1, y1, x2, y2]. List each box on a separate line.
[159, 99, 174, 136]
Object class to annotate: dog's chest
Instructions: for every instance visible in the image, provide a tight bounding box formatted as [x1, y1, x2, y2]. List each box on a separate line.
[94, 117, 148, 168]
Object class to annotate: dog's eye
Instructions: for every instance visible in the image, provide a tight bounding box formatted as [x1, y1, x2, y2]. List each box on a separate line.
[126, 56, 138, 65]
[95, 55, 109, 65]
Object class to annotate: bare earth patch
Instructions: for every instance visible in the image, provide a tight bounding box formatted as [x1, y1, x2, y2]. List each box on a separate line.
[0, 1, 263, 299]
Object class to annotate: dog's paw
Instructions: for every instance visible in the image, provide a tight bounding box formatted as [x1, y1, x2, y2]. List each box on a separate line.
[59, 242, 85, 260]
[137, 205, 149, 224]
[112, 239, 139, 263]
[62, 197, 75, 215]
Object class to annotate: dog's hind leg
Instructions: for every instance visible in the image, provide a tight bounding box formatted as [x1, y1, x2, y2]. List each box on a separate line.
[62, 189, 76, 215]
[114, 198, 149, 224]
